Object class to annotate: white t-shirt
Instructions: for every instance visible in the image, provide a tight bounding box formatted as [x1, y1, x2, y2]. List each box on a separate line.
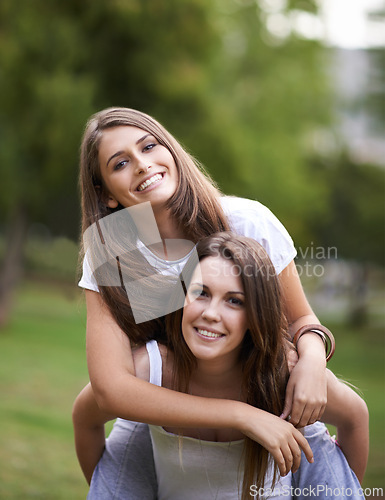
[78, 196, 296, 292]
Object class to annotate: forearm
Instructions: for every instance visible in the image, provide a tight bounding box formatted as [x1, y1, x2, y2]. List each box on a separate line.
[85, 291, 250, 431]
[279, 262, 326, 360]
[287, 313, 319, 340]
[95, 371, 250, 429]
[279, 262, 328, 424]
[294, 328, 326, 364]
[322, 370, 369, 483]
[72, 383, 116, 484]
[336, 419, 368, 484]
[73, 422, 106, 484]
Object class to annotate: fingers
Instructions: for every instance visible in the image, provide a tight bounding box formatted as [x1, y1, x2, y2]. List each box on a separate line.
[273, 450, 289, 477]
[269, 426, 313, 477]
[295, 429, 314, 465]
[280, 380, 294, 420]
[307, 403, 326, 426]
[289, 397, 327, 427]
[270, 447, 295, 477]
[290, 401, 312, 427]
[283, 432, 313, 475]
[315, 403, 326, 422]
[288, 441, 303, 473]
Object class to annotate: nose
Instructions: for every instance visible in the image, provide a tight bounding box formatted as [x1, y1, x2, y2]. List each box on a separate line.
[134, 155, 151, 175]
[201, 300, 221, 322]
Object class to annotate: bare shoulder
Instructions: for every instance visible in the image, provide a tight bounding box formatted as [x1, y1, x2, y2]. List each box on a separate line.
[158, 343, 174, 390]
[132, 345, 150, 382]
[133, 342, 174, 388]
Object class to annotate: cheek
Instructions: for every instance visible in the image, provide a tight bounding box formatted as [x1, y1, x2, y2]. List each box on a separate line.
[182, 302, 200, 327]
[164, 153, 178, 177]
[230, 313, 248, 338]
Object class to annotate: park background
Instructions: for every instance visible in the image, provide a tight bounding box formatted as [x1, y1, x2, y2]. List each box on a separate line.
[0, 0, 384, 498]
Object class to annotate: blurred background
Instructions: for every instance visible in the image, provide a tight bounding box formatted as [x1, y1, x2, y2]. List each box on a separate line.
[0, 0, 384, 497]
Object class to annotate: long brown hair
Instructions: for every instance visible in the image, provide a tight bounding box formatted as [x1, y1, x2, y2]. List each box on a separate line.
[166, 232, 291, 500]
[78, 107, 230, 343]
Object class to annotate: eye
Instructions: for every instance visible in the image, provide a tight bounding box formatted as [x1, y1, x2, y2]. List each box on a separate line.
[113, 159, 128, 171]
[143, 142, 157, 152]
[228, 296, 244, 307]
[188, 285, 206, 299]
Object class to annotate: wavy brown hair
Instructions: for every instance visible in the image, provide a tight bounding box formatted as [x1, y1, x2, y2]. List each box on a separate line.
[166, 232, 291, 500]
[78, 107, 230, 343]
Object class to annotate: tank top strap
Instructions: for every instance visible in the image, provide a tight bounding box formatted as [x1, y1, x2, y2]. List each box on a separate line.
[145, 340, 163, 387]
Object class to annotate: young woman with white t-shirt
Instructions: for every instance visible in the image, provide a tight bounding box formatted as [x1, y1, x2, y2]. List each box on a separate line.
[74, 107, 368, 497]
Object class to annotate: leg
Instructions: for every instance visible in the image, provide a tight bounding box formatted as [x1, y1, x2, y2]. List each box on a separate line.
[88, 419, 157, 500]
[292, 422, 364, 499]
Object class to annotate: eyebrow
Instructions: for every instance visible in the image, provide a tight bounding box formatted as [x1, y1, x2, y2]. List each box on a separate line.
[190, 282, 245, 295]
[106, 134, 153, 167]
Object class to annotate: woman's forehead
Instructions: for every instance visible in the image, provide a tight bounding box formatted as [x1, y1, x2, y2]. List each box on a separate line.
[192, 256, 243, 288]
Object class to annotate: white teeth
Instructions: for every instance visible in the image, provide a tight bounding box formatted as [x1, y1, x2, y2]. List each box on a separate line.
[197, 329, 222, 339]
[138, 174, 162, 192]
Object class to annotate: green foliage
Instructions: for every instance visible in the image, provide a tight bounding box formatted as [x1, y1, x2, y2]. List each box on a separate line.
[0, 0, 331, 245]
[193, 2, 332, 245]
[364, 47, 385, 134]
[0, 0, 95, 236]
[309, 154, 385, 266]
[24, 235, 79, 283]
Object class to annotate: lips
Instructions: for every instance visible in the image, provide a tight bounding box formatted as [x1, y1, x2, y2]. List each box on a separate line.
[137, 173, 163, 192]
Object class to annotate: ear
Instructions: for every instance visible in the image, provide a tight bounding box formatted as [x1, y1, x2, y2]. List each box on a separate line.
[106, 196, 119, 209]
[95, 185, 119, 209]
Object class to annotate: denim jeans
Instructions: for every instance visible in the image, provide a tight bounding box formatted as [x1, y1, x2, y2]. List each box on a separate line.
[292, 422, 364, 499]
[87, 419, 157, 500]
[88, 420, 363, 499]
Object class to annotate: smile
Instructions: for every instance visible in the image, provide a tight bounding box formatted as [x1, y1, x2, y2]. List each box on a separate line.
[137, 173, 163, 192]
[196, 328, 224, 339]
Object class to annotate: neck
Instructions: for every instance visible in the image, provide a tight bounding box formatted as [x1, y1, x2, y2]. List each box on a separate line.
[190, 358, 243, 400]
[138, 206, 193, 261]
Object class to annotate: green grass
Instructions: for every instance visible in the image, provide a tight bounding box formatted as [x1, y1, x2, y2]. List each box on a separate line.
[325, 319, 385, 490]
[0, 280, 384, 498]
[0, 281, 89, 500]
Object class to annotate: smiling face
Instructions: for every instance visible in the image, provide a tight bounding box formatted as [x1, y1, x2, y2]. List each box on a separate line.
[181, 256, 249, 368]
[98, 125, 179, 211]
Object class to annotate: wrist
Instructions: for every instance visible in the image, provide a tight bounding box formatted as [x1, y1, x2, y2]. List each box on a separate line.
[294, 324, 335, 361]
[296, 332, 325, 357]
[232, 400, 253, 434]
[232, 401, 267, 437]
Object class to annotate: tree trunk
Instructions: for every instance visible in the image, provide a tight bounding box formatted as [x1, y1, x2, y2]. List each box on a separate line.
[0, 205, 28, 328]
[348, 262, 369, 327]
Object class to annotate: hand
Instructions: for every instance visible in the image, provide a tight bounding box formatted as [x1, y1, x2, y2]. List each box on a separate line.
[286, 345, 298, 373]
[281, 353, 327, 427]
[240, 407, 314, 476]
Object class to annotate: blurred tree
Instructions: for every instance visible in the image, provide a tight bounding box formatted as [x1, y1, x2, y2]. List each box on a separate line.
[191, 0, 331, 246]
[0, 0, 95, 324]
[365, 6, 385, 134]
[309, 153, 385, 325]
[0, 0, 331, 325]
[0, 0, 226, 325]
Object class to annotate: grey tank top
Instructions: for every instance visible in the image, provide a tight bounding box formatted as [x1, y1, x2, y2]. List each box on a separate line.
[145, 340, 291, 499]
